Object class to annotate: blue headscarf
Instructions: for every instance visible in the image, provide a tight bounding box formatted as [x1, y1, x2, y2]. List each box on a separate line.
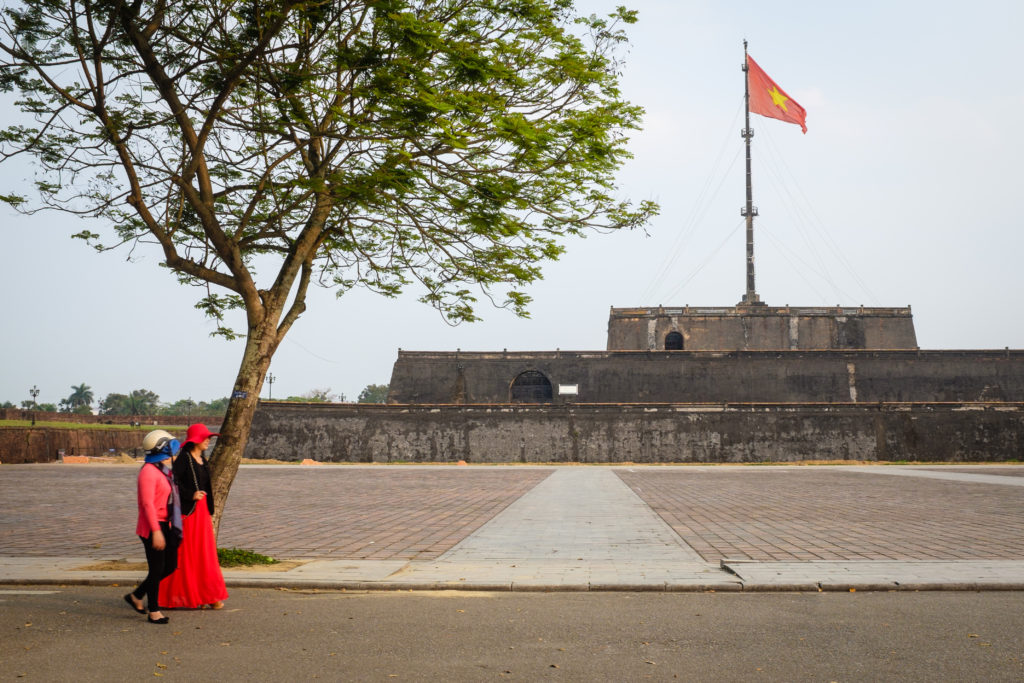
[144, 439, 180, 464]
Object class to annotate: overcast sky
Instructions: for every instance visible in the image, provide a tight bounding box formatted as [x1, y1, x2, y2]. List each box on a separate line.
[2, 0, 1022, 408]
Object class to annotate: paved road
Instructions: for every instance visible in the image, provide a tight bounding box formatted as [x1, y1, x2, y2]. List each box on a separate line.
[3, 586, 1024, 681]
[2, 463, 1024, 590]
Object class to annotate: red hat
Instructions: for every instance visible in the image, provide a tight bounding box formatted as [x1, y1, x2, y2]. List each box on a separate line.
[184, 423, 221, 444]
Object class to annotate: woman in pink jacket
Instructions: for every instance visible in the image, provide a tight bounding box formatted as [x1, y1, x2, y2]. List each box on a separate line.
[124, 430, 183, 624]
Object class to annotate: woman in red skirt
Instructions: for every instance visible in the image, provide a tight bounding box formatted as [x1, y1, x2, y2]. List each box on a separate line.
[160, 423, 228, 609]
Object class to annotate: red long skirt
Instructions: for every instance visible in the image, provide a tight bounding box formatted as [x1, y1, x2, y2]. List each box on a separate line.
[160, 502, 228, 608]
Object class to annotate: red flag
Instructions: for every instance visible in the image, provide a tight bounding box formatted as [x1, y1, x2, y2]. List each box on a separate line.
[747, 55, 807, 134]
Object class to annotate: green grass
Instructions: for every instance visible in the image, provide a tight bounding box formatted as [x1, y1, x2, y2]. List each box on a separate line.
[217, 547, 278, 567]
[0, 419, 187, 430]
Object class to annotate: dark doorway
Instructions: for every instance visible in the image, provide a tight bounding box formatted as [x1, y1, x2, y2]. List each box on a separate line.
[665, 331, 684, 350]
[510, 371, 554, 403]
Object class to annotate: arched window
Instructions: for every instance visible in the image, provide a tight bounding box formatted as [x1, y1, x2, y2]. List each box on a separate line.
[510, 371, 553, 403]
[665, 331, 684, 350]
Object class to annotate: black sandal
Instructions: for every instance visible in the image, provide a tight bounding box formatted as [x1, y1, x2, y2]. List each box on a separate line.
[124, 594, 146, 615]
[147, 615, 169, 624]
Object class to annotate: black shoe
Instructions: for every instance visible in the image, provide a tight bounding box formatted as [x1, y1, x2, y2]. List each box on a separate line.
[147, 615, 170, 624]
[124, 594, 146, 614]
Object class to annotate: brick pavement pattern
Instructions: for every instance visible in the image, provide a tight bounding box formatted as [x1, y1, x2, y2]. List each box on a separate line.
[616, 469, 1024, 563]
[0, 466, 550, 560]
[6, 465, 1024, 568]
[219, 468, 551, 560]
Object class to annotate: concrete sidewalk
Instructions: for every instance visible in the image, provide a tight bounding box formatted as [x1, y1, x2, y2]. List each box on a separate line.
[2, 464, 1024, 591]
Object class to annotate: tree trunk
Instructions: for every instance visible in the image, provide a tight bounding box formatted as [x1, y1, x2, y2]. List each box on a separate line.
[207, 321, 277, 537]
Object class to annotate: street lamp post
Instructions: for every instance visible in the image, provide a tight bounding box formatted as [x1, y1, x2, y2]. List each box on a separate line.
[29, 385, 39, 426]
[265, 373, 276, 400]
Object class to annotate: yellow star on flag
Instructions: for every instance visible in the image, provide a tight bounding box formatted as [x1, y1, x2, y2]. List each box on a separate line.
[747, 54, 807, 133]
[767, 86, 789, 112]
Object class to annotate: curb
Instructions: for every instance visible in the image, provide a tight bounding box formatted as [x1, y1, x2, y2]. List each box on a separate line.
[5, 576, 1024, 592]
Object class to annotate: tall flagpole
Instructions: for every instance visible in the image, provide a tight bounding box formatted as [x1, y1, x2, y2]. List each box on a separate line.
[740, 40, 764, 306]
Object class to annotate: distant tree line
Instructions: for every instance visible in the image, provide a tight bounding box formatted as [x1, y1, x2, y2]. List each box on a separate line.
[279, 384, 389, 404]
[2, 382, 390, 416]
[3, 385, 230, 417]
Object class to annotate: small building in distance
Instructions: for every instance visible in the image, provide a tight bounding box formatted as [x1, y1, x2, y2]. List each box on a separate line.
[606, 305, 917, 352]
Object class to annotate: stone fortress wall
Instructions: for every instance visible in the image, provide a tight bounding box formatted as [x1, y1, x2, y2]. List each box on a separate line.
[0, 409, 222, 463]
[247, 401, 1024, 464]
[387, 349, 1024, 404]
[245, 304, 1024, 463]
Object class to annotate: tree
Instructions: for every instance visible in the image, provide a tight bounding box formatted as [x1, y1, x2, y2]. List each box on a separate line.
[205, 397, 230, 416]
[60, 383, 94, 413]
[357, 384, 389, 404]
[158, 396, 229, 417]
[21, 401, 57, 412]
[59, 401, 94, 415]
[98, 389, 160, 415]
[98, 394, 130, 415]
[285, 388, 343, 402]
[160, 398, 198, 417]
[0, 1, 656, 531]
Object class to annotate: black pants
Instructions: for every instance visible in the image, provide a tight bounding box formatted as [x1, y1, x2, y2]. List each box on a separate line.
[132, 522, 180, 611]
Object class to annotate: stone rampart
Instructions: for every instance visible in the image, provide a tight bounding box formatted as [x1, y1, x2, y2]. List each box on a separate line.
[0, 427, 149, 463]
[0, 414, 223, 463]
[246, 401, 1024, 464]
[388, 349, 1024, 404]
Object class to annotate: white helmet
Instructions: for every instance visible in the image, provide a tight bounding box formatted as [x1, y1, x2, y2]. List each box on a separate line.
[142, 429, 175, 453]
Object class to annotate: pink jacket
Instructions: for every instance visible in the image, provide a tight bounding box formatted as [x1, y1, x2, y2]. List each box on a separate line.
[136, 463, 171, 537]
